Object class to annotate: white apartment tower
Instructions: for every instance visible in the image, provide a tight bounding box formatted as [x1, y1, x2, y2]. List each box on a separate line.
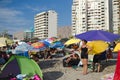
[34, 10, 57, 39]
[72, 0, 88, 35]
[72, 0, 120, 35]
[112, 0, 120, 34]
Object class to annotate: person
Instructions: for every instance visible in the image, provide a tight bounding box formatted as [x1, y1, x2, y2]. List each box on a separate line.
[63, 53, 80, 67]
[93, 51, 107, 72]
[106, 48, 113, 60]
[79, 39, 91, 75]
[93, 54, 101, 72]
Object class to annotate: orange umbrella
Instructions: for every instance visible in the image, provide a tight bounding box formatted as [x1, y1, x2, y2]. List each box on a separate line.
[31, 42, 44, 48]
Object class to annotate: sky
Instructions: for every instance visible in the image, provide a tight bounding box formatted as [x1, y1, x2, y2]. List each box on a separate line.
[0, 0, 73, 34]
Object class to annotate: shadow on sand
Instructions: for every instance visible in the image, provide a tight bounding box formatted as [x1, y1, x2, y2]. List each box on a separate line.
[43, 71, 63, 80]
[38, 59, 59, 69]
[101, 59, 117, 72]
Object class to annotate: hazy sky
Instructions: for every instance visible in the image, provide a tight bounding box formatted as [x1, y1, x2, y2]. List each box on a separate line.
[0, 0, 72, 34]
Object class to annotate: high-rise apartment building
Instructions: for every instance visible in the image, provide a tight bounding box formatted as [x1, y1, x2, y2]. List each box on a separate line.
[34, 10, 57, 39]
[72, 0, 87, 35]
[72, 0, 120, 35]
[112, 0, 120, 34]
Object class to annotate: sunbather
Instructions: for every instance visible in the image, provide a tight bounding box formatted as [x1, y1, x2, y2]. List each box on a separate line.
[63, 53, 80, 67]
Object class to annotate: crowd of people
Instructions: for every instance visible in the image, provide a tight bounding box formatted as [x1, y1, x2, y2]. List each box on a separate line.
[0, 40, 116, 76]
[0, 42, 19, 65]
[62, 40, 115, 75]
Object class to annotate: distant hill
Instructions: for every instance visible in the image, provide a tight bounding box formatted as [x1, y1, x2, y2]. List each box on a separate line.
[57, 26, 72, 38]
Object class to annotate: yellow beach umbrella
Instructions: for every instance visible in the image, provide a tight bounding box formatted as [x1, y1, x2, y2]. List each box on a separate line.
[0, 43, 6, 47]
[64, 38, 80, 45]
[114, 43, 120, 52]
[0, 37, 13, 45]
[87, 40, 108, 55]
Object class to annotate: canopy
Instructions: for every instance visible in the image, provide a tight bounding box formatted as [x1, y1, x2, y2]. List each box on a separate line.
[64, 38, 80, 45]
[114, 43, 120, 52]
[0, 55, 43, 79]
[87, 40, 108, 54]
[75, 30, 120, 42]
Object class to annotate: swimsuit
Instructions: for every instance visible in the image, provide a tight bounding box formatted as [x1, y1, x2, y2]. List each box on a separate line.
[81, 47, 88, 59]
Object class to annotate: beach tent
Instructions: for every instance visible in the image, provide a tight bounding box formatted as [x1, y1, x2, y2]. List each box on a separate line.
[0, 55, 43, 79]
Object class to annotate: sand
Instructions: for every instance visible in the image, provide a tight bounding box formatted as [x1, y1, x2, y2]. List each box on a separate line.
[38, 58, 116, 80]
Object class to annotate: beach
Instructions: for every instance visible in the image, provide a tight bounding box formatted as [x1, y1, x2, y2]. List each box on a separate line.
[39, 58, 116, 80]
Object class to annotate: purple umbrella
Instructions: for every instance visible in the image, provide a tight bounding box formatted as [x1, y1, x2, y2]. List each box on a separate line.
[75, 30, 120, 42]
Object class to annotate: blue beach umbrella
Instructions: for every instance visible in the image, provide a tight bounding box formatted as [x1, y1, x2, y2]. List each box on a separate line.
[50, 41, 64, 48]
[39, 40, 51, 47]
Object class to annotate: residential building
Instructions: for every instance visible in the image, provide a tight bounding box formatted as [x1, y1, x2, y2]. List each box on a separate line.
[112, 0, 120, 34]
[24, 30, 34, 40]
[34, 10, 57, 39]
[13, 31, 24, 40]
[72, 0, 120, 35]
[57, 26, 72, 38]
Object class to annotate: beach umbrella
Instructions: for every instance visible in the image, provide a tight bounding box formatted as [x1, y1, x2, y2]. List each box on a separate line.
[15, 42, 33, 54]
[114, 43, 120, 52]
[60, 38, 69, 43]
[45, 37, 57, 43]
[31, 42, 45, 49]
[87, 40, 108, 54]
[64, 38, 80, 45]
[0, 37, 13, 45]
[50, 41, 64, 48]
[75, 30, 120, 42]
[31, 47, 46, 52]
[0, 43, 6, 47]
[39, 40, 51, 47]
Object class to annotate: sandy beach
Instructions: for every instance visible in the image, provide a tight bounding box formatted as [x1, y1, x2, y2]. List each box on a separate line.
[39, 57, 116, 80]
